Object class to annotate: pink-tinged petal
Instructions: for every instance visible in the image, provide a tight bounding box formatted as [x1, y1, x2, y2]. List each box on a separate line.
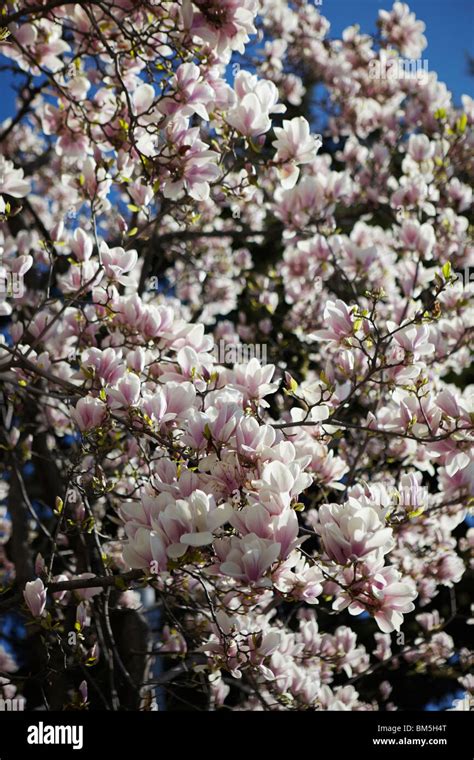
[133, 83, 155, 114]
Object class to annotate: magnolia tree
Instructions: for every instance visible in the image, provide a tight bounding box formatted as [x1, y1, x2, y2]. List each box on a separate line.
[0, 0, 472, 713]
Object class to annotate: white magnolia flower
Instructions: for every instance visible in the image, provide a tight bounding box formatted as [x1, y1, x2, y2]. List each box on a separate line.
[0, 157, 30, 213]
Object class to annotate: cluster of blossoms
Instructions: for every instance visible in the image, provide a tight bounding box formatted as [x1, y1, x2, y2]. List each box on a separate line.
[0, 0, 471, 712]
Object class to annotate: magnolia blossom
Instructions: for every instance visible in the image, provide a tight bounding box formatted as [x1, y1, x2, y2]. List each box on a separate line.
[71, 396, 107, 431]
[189, 0, 259, 55]
[70, 228, 93, 261]
[310, 300, 356, 344]
[227, 71, 285, 138]
[151, 491, 232, 557]
[121, 489, 233, 568]
[378, 2, 427, 58]
[369, 568, 418, 633]
[132, 83, 157, 124]
[122, 526, 168, 572]
[160, 117, 221, 201]
[215, 534, 281, 584]
[398, 219, 436, 258]
[158, 62, 214, 121]
[230, 358, 279, 406]
[80, 347, 125, 386]
[100, 244, 138, 285]
[231, 503, 302, 558]
[273, 551, 324, 603]
[272, 117, 322, 188]
[316, 499, 395, 565]
[0, 157, 30, 213]
[334, 562, 417, 633]
[227, 93, 273, 138]
[251, 460, 312, 515]
[23, 578, 47, 618]
[106, 374, 141, 410]
[386, 321, 434, 357]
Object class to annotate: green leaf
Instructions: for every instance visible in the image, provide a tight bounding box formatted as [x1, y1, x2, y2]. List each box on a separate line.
[319, 371, 329, 386]
[442, 261, 451, 279]
[456, 113, 467, 134]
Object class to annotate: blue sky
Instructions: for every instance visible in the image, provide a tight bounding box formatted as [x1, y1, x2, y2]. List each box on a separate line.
[0, 0, 472, 123]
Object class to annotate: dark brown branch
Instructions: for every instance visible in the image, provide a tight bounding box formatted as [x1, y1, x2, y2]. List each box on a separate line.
[1, 0, 97, 26]
[0, 570, 145, 611]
